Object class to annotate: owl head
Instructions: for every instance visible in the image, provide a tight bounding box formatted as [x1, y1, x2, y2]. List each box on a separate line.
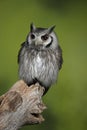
[26, 23, 59, 50]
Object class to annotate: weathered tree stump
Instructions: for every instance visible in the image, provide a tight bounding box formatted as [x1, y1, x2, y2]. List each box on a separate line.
[0, 80, 46, 130]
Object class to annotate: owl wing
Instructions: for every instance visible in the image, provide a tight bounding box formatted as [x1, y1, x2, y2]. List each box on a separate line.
[57, 45, 63, 70]
[18, 42, 26, 63]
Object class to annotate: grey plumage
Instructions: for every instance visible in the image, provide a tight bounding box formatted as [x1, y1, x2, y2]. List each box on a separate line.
[18, 23, 63, 95]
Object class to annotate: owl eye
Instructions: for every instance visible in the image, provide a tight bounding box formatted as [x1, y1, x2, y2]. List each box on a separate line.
[41, 34, 49, 41]
[30, 33, 35, 39]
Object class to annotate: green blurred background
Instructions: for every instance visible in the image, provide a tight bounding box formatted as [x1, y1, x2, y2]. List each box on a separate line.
[0, 0, 87, 130]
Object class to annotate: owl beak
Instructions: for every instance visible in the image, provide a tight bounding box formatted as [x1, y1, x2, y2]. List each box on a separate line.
[35, 38, 42, 46]
[35, 41, 41, 45]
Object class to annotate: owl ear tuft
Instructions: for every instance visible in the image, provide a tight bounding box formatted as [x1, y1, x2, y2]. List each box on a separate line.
[30, 23, 36, 32]
[47, 25, 56, 34]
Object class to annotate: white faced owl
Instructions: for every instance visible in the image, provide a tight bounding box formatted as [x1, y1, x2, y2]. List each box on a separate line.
[18, 23, 63, 95]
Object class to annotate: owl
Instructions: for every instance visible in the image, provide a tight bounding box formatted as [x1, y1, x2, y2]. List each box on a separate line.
[18, 23, 63, 95]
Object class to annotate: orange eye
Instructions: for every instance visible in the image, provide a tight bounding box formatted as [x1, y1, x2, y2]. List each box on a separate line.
[41, 34, 49, 41]
[30, 33, 35, 39]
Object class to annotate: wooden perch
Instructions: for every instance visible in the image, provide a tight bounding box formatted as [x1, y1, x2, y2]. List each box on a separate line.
[0, 80, 46, 130]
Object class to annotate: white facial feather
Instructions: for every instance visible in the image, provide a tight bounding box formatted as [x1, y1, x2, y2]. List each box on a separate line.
[50, 32, 59, 49]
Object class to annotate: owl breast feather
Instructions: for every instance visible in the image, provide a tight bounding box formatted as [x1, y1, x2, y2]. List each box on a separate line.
[19, 47, 59, 88]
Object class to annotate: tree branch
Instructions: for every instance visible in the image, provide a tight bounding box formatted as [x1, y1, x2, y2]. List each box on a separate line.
[0, 80, 46, 130]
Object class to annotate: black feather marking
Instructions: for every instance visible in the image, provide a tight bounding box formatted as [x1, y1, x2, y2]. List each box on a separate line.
[46, 36, 53, 48]
[18, 42, 26, 63]
[58, 45, 63, 70]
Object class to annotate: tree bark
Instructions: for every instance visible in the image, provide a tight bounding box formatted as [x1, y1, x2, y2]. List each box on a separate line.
[0, 80, 46, 130]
